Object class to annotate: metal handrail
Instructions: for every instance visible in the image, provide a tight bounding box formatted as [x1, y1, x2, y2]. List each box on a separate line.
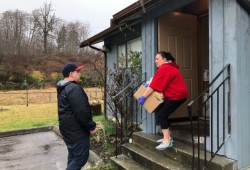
[188, 64, 230, 107]
[188, 64, 231, 170]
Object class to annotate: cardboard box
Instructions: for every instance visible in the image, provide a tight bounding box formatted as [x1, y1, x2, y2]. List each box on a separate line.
[134, 85, 164, 113]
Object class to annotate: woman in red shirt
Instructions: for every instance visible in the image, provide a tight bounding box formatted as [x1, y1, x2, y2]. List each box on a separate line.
[138, 51, 188, 150]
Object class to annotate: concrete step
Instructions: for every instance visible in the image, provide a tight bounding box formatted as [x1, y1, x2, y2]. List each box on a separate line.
[169, 121, 209, 144]
[132, 131, 236, 170]
[110, 154, 150, 170]
[132, 131, 193, 166]
[122, 142, 191, 170]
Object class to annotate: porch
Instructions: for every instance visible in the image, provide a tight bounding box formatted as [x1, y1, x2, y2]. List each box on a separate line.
[110, 64, 235, 169]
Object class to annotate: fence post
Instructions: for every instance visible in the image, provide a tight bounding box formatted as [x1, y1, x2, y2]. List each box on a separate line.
[49, 93, 51, 102]
[23, 79, 29, 106]
[26, 89, 28, 106]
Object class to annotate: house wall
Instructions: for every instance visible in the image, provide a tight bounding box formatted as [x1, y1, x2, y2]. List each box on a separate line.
[141, 0, 195, 133]
[236, 2, 250, 169]
[104, 24, 141, 117]
[103, 0, 195, 133]
[103, 0, 249, 168]
[104, 0, 194, 133]
[105, 24, 141, 70]
[210, 0, 250, 168]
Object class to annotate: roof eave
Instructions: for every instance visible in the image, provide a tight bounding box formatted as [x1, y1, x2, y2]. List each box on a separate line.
[80, 0, 167, 48]
[79, 23, 125, 48]
[237, 0, 250, 13]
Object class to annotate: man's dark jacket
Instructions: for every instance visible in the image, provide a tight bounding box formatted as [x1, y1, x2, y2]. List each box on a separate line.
[57, 80, 96, 144]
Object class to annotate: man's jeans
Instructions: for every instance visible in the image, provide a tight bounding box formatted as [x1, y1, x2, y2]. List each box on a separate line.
[66, 138, 90, 170]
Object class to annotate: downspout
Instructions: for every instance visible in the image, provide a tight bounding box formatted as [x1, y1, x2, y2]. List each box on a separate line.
[88, 44, 107, 119]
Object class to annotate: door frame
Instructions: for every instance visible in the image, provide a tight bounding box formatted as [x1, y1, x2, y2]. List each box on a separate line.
[156, 12, 209, 120]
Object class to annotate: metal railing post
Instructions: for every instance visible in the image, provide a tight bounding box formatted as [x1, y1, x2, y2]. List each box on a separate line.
[187, 64, 231, 169]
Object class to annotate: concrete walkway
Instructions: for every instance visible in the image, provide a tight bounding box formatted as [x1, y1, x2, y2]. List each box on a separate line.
[0, 127, 101, 170]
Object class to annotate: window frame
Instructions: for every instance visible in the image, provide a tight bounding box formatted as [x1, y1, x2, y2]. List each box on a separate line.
[117, 37, 142, 69]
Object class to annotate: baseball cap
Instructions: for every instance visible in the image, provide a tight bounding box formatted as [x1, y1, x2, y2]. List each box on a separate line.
[62, 62, 84, 77]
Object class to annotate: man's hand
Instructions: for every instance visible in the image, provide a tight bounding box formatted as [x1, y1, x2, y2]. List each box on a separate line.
[138, 96, 146, 105]
[90, 128, 97, 135]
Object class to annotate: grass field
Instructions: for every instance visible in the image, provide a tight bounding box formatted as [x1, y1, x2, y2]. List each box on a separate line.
[0, 87, 104, 132]
[0, 103, 58, 132]
[0, 87, 103, 105]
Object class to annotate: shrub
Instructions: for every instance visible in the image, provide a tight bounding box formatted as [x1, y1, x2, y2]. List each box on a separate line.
[0, 71, 36, 90]
[31, 71, 45, 82]
[49, 72, 63, 86]
[31, 71, 45, 88]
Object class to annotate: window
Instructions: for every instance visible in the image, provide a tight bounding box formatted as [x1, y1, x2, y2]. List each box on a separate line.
[117, 38, 142, 68]
[118, 44, 126, 68]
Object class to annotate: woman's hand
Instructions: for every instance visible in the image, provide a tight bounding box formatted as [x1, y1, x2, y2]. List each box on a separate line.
[138, 96, 146, 105]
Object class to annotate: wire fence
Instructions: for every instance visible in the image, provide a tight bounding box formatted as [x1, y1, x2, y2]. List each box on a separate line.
[0, 87, 104, 106]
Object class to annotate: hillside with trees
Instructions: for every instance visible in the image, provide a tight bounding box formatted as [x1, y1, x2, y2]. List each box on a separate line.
[0, 1, 104, 90]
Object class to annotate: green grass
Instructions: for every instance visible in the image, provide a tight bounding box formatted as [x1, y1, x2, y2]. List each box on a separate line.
[93, 114, 105, 122]
[0, 103, 58, 132]
[0, 103, 105, 132]
[103, 119, 116, 136]
[0, 87, 104, 132]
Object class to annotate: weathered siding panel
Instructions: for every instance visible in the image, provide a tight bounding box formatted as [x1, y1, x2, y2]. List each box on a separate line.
[210, 0, 250, 168]
[141, 14, 157, 133]
[210, 0, 237, 161]
[236, 2, 250, 169]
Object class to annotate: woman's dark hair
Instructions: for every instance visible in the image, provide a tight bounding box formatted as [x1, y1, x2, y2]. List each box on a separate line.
[157, 51, 175, 62]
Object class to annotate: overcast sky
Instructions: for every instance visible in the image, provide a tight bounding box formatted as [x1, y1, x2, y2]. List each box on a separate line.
[0, 0, 137, 37]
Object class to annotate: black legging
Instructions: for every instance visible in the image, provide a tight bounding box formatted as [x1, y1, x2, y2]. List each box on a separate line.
[157, 98, 186, 129]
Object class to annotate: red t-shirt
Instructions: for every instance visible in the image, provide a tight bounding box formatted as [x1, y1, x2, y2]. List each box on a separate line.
[149, 62, 188, 100]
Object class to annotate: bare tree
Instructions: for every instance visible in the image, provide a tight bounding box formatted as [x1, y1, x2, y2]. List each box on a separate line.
[55, 20, 90, 55]
[32, 1, 59, 54]
[65, 22, 79, 54]
[56, 24, 67, 51]
[0, 10, 30, 55]
[77, 21, 90, 55]
[78, 21, 90, 42]
[0, 11, 15, 55]
[0, 1, 90, 63]
[13, 10, 29, 55]
[24, 13, 40, 55]
[67, 21, 89, 54]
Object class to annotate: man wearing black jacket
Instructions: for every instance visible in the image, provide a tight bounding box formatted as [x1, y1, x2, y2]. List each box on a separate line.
[57, 62, 96, 170]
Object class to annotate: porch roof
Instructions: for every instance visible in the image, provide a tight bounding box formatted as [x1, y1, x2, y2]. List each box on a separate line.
[79, 23, 126, 48]
[237, 0, 250, 12]
[79, 0, 166, 48]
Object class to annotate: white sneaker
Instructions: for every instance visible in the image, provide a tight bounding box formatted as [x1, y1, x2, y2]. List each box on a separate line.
[156, 139, 163, 143]
[155, 141, 173, 150]
[156, 137, 173, 143]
